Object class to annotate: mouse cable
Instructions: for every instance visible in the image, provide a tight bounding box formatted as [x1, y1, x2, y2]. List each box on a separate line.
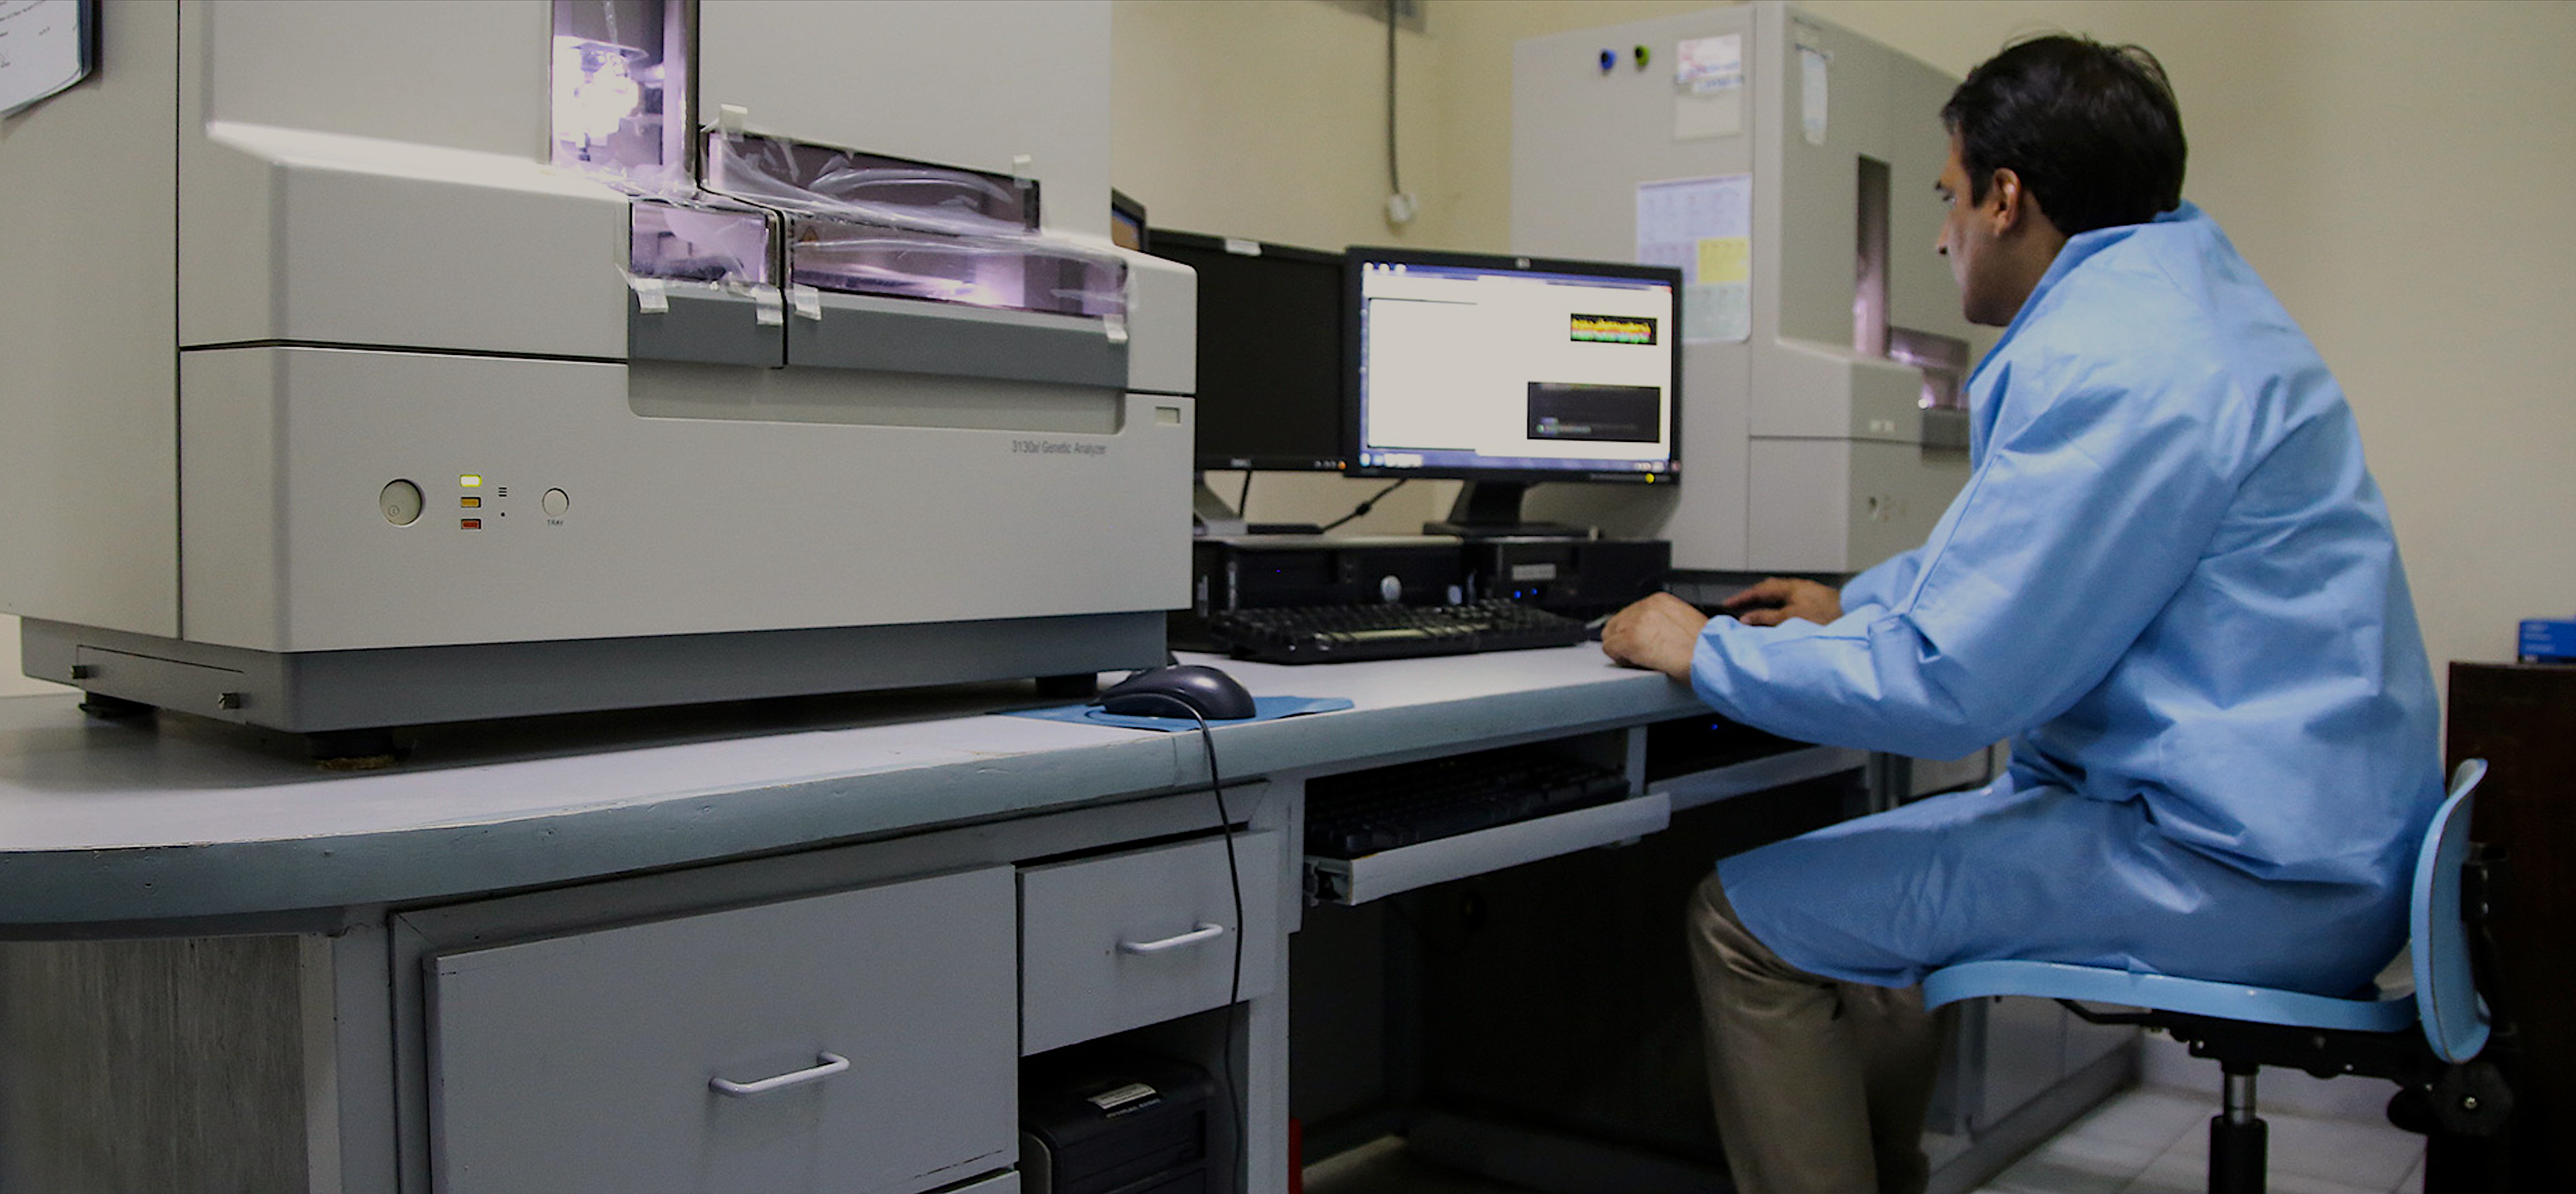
[1179, 706, 1249, 1172]
[1317, 478, 1409, 533]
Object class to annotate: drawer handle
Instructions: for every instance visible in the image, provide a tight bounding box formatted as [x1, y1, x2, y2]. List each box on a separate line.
[1118, 922, 1227, 955]
[709, 1052, 850, 1097]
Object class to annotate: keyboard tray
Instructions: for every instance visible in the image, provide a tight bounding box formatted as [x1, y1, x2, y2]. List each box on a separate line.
[1303, 792, 1671, 906]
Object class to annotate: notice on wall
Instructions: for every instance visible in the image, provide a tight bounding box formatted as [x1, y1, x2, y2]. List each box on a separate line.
[1799, 44, 1831, 147]
[1637, 174, 1752, 344]
[0, 0, 95, 119]
[1671, 34, 1743, 142]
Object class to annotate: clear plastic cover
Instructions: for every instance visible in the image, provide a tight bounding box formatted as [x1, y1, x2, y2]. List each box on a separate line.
[560, 3, 1120, 318]
[706, 133, 1036, 238]
[629, 199, 775, 286]
[708, 131, 1125, 319]
[786, 216, 1125, 317]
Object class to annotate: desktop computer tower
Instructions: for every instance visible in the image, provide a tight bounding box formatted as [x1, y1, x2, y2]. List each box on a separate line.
[1464, 538, 1672, 617]
[1021, 1049, 1218, 1194]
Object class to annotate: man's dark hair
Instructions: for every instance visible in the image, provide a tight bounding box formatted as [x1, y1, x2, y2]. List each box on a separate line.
[1940, 35, 2187, 236]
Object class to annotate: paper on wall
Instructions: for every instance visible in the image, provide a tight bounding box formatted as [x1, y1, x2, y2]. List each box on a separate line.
[1637, 174, 1752, 343]
[1800, 45, 1831, 147]
[1672, 34, 1743, 141]
[0, 0, 93, 118]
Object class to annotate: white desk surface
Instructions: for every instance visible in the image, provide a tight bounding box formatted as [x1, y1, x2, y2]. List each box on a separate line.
[0, 647, 1706, 929]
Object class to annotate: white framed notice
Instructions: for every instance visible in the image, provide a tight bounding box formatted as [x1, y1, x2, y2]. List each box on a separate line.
[0, 0, 97, 119]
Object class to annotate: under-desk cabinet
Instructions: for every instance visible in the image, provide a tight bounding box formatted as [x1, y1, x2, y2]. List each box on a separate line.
[381, 786, 1285, 1194]
[426, 867, 1018, 1194]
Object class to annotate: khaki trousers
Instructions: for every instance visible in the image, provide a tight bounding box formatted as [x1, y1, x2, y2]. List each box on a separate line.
[1685, 871, 1952, 1194]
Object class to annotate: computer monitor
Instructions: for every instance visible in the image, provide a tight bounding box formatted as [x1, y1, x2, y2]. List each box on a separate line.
[1109, 189, 1148, 252]
[1345, 246, 1680, 537]
[1146, 229, 1349, 474]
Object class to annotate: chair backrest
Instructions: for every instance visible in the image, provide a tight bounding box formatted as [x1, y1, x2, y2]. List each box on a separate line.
[2413, 758, 2490, 1063]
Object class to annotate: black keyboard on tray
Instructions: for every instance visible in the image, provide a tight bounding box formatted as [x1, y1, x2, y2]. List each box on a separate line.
[1304, 748, 1633, 859]
[1202, 599, 1589, 664]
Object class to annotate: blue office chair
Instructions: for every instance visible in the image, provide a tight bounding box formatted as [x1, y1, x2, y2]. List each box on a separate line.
[1922, 760, 2512, 1193]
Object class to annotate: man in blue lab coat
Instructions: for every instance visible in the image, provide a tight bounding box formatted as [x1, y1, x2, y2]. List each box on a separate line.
[1600, 34, 2440, 1194]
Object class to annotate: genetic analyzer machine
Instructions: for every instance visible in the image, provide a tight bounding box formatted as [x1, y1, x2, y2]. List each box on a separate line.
[0, 0, 1195, 735]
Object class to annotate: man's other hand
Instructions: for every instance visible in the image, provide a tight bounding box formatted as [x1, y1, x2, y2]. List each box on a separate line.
[1600, 593, 1709, 680]
[1720, 577, 1842, 627]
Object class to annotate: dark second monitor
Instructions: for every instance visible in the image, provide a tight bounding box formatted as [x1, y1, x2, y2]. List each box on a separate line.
[1147, 229, 1350, 473]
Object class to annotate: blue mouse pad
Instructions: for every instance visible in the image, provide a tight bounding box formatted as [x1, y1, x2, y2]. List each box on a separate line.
[1005, 695, 1354, 733]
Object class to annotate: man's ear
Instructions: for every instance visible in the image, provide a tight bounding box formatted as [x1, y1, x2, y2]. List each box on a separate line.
[1987, 166, 2027, 232]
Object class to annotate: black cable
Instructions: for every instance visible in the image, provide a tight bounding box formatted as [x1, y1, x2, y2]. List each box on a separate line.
[1179, 706, 1247, 1174]
[1318, 478, 1408, 533]
[1236, 470, 1254, 521]
[1385, 1, 1402, 197]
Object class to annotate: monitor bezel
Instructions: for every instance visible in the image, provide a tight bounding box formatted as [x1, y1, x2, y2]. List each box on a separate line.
[1341, 245, 1683, 486]
[1150, 228, 1354, 474]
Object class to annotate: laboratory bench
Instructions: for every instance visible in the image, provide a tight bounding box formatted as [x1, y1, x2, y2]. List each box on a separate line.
[0, 647, 2116, 1194]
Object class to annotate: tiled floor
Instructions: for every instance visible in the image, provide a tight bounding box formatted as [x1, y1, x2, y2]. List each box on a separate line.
[1972, 1085, 2424, 1194]
[1305, 1136, 1534, 1194]
[1304, 1085, 2428, 1194]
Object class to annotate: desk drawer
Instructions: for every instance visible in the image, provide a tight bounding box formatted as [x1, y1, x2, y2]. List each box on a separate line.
[427, 867, 1016, 1194]
[1021, 831, 1281, 1054]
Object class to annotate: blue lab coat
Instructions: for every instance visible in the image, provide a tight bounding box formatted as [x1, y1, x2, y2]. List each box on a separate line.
[1702, 203, 2441, 996]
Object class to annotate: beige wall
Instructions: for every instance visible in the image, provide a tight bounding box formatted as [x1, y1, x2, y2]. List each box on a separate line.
[1111, 0, 1466, 531]
[1115, 0, 2576, 689]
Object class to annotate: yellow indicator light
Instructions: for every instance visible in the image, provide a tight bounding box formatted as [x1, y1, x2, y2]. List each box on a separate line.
[460, 496, 481, 508]
[460, 474, 484, 488]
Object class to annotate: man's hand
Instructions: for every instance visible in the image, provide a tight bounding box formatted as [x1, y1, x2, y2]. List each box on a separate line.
[1721, 577, 1842, 627]
[1599, 593, 1710, 680]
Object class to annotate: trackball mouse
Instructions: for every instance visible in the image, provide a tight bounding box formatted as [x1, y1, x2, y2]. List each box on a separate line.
[1094, 664, 1258, 721]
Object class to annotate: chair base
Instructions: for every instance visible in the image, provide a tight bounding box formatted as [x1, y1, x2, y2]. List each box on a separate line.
[2210, 1112, 2267, 1194]
[2147, 1012, 2517, 1194]
[2389, 1068, 2520, 1194]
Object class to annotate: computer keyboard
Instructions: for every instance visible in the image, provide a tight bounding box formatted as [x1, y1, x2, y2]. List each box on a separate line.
[1305, 748, 1633, 858]
[1201, 599, 1590, 664]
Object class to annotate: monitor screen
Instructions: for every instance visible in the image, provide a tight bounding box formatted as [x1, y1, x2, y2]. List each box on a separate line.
[1110, 189, 1148, 252]
[1347, 248, 1679, 485]
[1147, 229, 1348, 473]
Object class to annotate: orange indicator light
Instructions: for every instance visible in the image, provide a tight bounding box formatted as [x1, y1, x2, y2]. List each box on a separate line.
[460, 518, 483, 530]
[460, 496, 481, 508]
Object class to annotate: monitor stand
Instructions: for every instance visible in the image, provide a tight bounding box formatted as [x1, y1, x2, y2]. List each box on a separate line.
[1423, 480, 1586, 539]
[1191, 474, 1247, 537]
[1193, 473, 1325, 537]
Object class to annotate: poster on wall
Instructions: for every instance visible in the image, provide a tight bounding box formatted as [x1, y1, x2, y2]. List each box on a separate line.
[0, 0, 98, 118]
[1637, 174, 1751, 344]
